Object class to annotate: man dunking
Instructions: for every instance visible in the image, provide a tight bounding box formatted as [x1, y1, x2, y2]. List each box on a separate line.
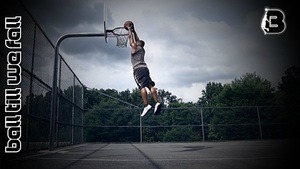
[125, 21, 161, 117]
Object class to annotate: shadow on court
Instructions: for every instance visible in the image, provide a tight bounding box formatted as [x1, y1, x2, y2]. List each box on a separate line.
[5, 140, 297, 169]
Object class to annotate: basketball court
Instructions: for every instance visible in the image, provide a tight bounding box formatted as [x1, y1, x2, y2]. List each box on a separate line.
[1, 2, 298, 169]
[6, 140, 295, 169]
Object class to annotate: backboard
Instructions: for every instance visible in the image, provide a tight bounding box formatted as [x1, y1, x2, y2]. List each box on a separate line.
[102, 3, 128, 47]
[103, 2, 108, 43]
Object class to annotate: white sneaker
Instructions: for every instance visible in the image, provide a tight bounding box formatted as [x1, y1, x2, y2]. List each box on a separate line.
[141, 104, 152, 117]
[154, 102, 162, 115]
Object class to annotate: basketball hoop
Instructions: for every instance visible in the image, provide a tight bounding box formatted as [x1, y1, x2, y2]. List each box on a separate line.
[105, 26, 129, 48]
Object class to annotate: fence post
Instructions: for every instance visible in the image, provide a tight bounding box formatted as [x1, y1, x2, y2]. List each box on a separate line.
[140, 112, 143, 143]
[71, 74, 75, 145]
[200, 108, 205, 142]
[256, 106, 263, 140]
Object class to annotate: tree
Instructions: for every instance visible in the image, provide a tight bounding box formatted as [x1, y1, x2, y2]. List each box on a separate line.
[277, 65, 300, 105]
[208, 73, 276, 140]
[276, 66, 300, 138]
[158, 89, 180, 107]
[163, 127, 200, 142]
[216, 72, 275, 106]
[198, 82, 223, 106]
[83, 71, 292, 142]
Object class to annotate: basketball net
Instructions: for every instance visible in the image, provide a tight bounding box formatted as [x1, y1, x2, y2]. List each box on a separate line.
[107, 27, 129, 48]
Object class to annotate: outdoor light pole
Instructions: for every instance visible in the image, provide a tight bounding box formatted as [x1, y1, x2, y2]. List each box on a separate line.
[49, 33, 105, 151]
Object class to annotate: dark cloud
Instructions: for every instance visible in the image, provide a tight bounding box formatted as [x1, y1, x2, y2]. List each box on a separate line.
[22, 0, 105, 28]
[21, 0, 108, 48]
[60, 38, 129, 64]
[19, 0, 299, 102]
[21, 0, 128, 65]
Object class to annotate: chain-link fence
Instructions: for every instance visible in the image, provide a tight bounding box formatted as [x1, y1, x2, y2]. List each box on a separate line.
[1, 0, 84, 151]
[84, 105, 298, 142]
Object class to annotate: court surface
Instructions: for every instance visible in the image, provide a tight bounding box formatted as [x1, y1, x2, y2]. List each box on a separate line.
[7, 140, 296, 169]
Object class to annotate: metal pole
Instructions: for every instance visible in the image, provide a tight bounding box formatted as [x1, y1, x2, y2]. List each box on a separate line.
[49, 33, 105, 151]
[71, 74, 75, 145]
[140, 112, 143, 143]
[200, 108, 205, 142]
[256, 106, 263, 140]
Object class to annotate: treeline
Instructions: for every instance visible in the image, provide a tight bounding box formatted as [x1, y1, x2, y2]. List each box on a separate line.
[83, 66, 299, 142]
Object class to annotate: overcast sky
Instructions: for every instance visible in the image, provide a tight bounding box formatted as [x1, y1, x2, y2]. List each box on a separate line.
[21, 0, 298, 102]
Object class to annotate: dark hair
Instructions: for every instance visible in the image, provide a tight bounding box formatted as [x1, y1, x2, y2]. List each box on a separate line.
[139, 40, 145, 47]
[150, 81, 155, 87]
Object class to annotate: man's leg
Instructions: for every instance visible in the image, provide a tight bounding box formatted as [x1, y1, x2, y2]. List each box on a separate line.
[150, 87, 159, 103]
[150, 87, 162, 115]
[141, 87, 151, 117]
[141, 87, 149, 105]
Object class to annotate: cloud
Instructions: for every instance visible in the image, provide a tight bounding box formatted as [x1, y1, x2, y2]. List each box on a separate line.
[22, 0, 298, 103]
[23, 0, 105, 29]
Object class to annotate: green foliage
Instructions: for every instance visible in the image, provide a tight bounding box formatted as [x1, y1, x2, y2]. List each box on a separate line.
[207, 107, 260, 140]
[198, 82, 223, 106]
[277, 65, 300, 105]
[83, 68, 299, 142]
[216, 72, 275, 106]
[163, 127, 201, 142]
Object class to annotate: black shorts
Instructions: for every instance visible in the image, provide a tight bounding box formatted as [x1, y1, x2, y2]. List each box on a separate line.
[133, 67, 155, 89]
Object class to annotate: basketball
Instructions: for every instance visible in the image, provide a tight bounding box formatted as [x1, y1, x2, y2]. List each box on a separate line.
[124, 21, 134, 30]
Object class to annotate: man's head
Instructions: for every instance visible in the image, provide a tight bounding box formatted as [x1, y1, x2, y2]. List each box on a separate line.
[137, 40, 145, 47]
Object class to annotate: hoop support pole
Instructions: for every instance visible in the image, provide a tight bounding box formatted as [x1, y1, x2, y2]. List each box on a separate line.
[50, 33, 104, 151]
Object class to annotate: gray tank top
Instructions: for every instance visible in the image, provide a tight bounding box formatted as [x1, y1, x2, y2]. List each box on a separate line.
[131, 46, 147, 70]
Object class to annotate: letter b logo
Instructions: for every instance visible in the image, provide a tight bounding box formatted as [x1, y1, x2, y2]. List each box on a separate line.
[261, 8, 286, 35]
